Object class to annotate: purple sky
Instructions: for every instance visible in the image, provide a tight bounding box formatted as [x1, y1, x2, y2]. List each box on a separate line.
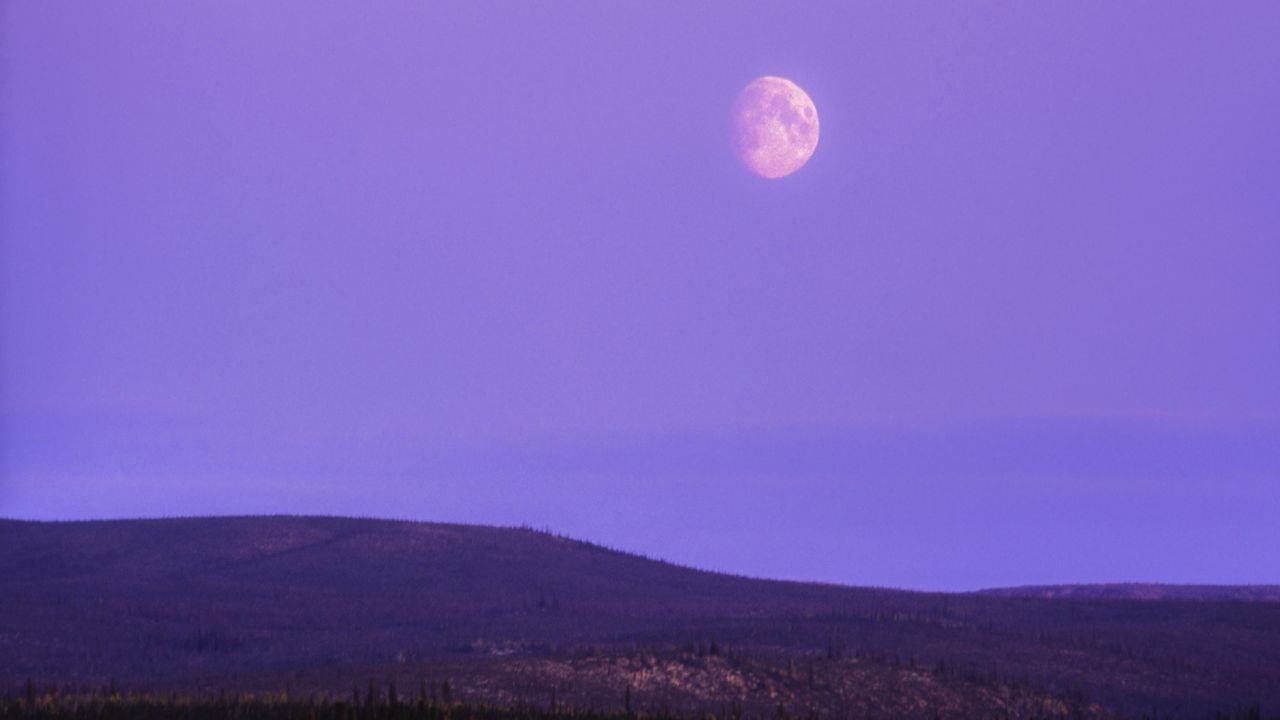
[2, 2, 1278, 590]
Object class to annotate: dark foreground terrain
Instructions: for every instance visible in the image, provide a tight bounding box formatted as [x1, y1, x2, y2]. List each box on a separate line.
[1, 517, 1277, 719]
[1, 693, 1256, 720]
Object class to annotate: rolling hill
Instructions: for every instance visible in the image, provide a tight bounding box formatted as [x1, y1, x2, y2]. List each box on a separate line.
[1, 516, 1277, 718]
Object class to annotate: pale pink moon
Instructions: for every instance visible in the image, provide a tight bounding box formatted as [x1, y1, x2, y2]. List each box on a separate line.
[731, 76, 820, 179]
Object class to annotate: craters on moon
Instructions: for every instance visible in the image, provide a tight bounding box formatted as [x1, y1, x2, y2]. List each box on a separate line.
[731, 76, 820, 179]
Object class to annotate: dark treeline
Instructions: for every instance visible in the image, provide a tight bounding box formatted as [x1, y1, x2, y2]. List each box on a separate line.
[2, 692, 653, 720]
[0, 696, 1270, 720]
[1, 679, 755, 720]
[0, 683, 1270, 720]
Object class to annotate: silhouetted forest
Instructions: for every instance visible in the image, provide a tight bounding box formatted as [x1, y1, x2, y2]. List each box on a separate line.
[0, 681, 1271, 720]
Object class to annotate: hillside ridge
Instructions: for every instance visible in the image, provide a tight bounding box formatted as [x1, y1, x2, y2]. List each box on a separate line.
[6, 514, 1273, 598]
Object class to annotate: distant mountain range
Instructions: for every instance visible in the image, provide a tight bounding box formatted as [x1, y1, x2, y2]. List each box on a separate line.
[976, 583, 1280, 602]
[1, 516, 1277, 719]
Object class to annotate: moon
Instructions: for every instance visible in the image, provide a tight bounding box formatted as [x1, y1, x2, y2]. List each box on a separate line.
[731, 76, 820, 179]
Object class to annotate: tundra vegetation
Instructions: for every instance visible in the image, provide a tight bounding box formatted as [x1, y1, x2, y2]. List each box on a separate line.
[2, 518, 1277, 719]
